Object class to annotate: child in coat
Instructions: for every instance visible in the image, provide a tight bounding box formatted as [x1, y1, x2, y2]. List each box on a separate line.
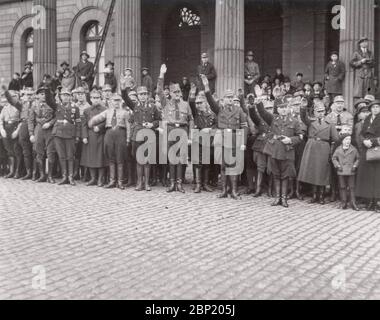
[332, 134, 360, 210]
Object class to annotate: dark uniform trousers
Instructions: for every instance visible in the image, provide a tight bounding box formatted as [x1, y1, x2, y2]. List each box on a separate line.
[104, 127, 127, 165]
[55, 137, 76, 161]
[35, 125, 56, 163]
[3, 123, 22, 158]
[18, 121, 32, 168]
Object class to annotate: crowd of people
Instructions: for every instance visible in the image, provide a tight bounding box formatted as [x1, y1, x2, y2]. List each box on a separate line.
[1, 36, 380, 213]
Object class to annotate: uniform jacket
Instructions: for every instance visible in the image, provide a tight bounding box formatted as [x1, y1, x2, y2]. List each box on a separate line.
[332, 145, 359, 176]
[249, 103, 272, 153]
[350, 48, 375, 98]
[244, 61, 260, 82]
[0, 104, 20, 129]
[52, 103, 81, 139]
[5, 91, 31, 121]
[142, 75, 153, 96]
[75, 60, 94, 88]
[257, 103, 302, 160]
[325, 110, 354, 131]
[129, 102, 161, 142]
[325, 60, 346, 94]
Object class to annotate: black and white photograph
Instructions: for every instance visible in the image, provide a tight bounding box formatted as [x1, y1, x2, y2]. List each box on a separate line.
[0, 0, 379, 303]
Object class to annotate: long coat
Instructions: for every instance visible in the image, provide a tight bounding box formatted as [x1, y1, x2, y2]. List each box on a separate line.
[197, 62, 217, 94]
[75, 60, 94, 89]
[350, 49, 375, 98]
[355, 114, 380, 198]
[298, 108, 339, 186]
[332, 145, 359, 176]
[324, 61, 346, 95]
[80, 103, 107, 168]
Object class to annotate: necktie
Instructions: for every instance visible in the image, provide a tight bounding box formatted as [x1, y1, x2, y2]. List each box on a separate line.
[175, 101, 180, 120]
[337, 114, 342, 126]
[111, 109, 117, 127]
[319, 118, 322, 125]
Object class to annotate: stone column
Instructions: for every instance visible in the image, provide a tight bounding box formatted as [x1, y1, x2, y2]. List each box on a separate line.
[33, 0, 57, 87]
[114, 0, 141, 87]
[339, 0, 375, 110]
[214, 0, 244, 95]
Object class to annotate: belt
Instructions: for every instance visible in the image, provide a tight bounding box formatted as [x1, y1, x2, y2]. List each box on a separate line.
[5, 120, 18, 125]
[57, 120, 71, 124]
[310, 137, 329, 143]
[106, 126, 126, 130]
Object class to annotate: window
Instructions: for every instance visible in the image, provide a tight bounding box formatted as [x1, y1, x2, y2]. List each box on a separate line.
[84, 22, 105, 86]
[178, 7, 201, 27]
[25, 29, 34, 63]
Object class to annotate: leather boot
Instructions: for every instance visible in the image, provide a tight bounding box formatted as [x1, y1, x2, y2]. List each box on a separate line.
[21, 156, 32, 180]
[117, 164, 125, 190]
[151, 165, 157, 186]
[58, 160, 69, 185]
[230, 175, 241, 200]
[217, 171, 228, 198]
[135, 164, 144, 191]
[125, 163, 135, 188]
[68, 160, 76, 186]
[13, 156, 22, 179]
[245, 169, 255, 194]
[194, 167, 202, 193]
[308, 186, 319, 204]
[32, 159, 38, 181]
[47, 162, 55, 184]
[97, 168, 105, 187]
[105, 163, 116, 188]
[296, 181, 304, 200]
[288, 178, 295, 199]
[271, 179, 282, 206]
[144, 165, 151, 191]
[319, 187, 326, 205]
[177, 178, 185, 193]
[5, 157, 15, 179]
[87, 168, 97, 186]
[281, 179, 289, 208]
[267, 175, 273, 197]
[73, 159, 80, 180]
[349, 189, 359, 211]
[36, 160, 47, 183]
[176, 165, 185, 192]
[202, 166, 213, 192]
[167, 165, 176, 192]
[367, 199, 376, 211]
[253, 171, 263, 197]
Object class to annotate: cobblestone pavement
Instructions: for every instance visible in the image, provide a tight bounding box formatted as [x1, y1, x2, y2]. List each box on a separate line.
[0, 178, 380, 300]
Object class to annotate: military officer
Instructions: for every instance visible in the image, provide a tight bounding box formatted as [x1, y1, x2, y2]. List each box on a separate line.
[325, 95, 354, 134]
[102, 84, 113, 108]
[202, 75, 248, 200]
[89, 93, 131, 190]
[28, 87, 57, 183]
[51, 88, 81, 186]
[122, 85, 161, 191]
[157, 64, 194, 193]
[197, 53, 217, 94]
[2, 84, 34, 180]
[257, 95, 303, 208]
[0, 90, 22, 179]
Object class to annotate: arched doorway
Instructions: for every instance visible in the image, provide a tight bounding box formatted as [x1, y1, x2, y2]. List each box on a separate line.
[163, 5, 201, 83]
[245, 0, 283, 79]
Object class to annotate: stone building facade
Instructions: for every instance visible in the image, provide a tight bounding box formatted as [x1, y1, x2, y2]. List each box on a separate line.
[0, 0, 378, 110]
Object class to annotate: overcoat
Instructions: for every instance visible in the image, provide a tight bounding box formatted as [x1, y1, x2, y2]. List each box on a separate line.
[324, 61, 346, 95]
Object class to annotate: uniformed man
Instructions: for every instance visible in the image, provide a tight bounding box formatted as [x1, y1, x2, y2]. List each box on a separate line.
[73, 86, 91, 180]
[201, 75, 248, 200]
[51, 88, 81, 186]
[28, 87, 57, 183]
[102, 84, 113, 108]
[197, 53, 217, 94]
[248, 98, 274, 197]
[257, 95, 303, 208]
[89, 93, 131, 189]
[122, 86, 161, 191]
[188, 84, 216, 193]
[141, 67, 153, 97]
[0, 90, 22, 179]
[158, 64, 194, 193]
[325, 95, 354, 134]
[1, 84, 34, 180]
[244, 51, 260, 95]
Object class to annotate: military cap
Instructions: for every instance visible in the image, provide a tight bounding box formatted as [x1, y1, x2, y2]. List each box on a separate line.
[111, 93, 122, 101]
[75, 87, 86, 94]
[169, 83, 181, 93]
[224, 89, 234, 98]
[60, 88, 72, 96]
[90, 89, 101, 97]
[80, 50, 90, 58]
[137, 86, 148, 94]
[195, 95, 205, 104]
[102, 84, 113, 92]
[333, 95, 345, 103]
[36, 87, 47, 95]
[141, 67, 149, 72]
[357, 104, 369, 115]
[60, 61, 69, 68]
[246, 51, 254, 56]
[232, 95, 240, 102]
[201, 53, 208, 58]
[128, 90, 138, 97]
[313, 101, 325, 112]
[25, 61, 33, 67]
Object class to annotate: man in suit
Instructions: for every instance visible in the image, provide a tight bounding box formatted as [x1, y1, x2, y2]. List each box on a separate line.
[197, 53, 217, 94]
